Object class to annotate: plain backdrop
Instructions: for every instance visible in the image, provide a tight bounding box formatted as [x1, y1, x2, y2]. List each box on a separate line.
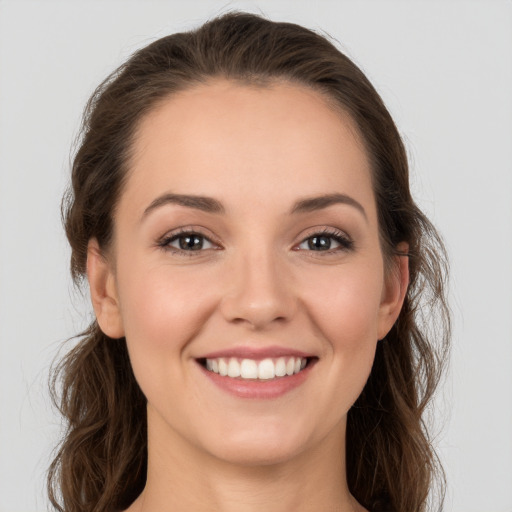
[0, 1, 511, 511]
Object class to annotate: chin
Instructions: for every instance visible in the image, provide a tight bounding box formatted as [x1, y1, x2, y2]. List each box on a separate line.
[210, 442, 303, 468]
[200, 421, 314, 467]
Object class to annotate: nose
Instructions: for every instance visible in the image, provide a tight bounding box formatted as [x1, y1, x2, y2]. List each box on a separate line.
[219, 247, 297, 330]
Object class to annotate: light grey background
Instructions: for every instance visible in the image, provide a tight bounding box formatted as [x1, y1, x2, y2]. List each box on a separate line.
[1, 1, 511, 511]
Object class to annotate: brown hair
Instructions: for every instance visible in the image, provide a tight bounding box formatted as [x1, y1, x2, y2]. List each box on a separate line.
[49, 11, 450, 512]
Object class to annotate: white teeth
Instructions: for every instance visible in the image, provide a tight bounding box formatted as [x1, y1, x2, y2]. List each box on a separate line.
[275, 357, 286, 377]
[258, 358, 275, 380]
[286, 358, 295, 376]
[204, 356, 308, 380]
[227, 358, 240, 378]
[240, 359, 258, 379]
[218, 358, 228, 376]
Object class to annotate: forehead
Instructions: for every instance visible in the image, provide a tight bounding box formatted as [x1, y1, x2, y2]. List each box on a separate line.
[123, 79, 375, 220]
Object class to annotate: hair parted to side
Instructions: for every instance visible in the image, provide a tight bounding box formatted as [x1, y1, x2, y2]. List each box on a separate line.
[49, 11, 450, 512]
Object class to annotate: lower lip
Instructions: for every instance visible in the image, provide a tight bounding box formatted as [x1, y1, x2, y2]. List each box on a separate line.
[196, 360, 316, 399]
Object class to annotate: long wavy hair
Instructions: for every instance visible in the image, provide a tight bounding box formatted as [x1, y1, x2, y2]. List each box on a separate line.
[48, 11, 450, 512]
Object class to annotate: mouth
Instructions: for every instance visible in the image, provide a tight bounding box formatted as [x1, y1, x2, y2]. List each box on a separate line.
[196, 356, 318, 381]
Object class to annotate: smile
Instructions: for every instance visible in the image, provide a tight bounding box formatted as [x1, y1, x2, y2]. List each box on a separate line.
[204, 356, 308, 380]
[196, 347, 318, 399]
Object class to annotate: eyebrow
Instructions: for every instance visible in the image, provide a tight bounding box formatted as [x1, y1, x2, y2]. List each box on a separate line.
[141, 192, 367, 221]
[142, 193, 225, 220]
[290, 193, 367, 220]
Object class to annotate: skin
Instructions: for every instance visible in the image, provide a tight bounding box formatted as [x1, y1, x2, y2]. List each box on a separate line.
[87, 80, 408, 512]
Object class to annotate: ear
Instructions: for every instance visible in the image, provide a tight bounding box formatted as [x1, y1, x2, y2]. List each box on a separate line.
[377, 242, 409, 340]
[86, 239, 125, 339]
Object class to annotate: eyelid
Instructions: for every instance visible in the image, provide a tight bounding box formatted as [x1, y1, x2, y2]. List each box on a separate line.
[294, 227, 354, 252]
[157, 226, 222, 252]
[156, 225, 354, 254]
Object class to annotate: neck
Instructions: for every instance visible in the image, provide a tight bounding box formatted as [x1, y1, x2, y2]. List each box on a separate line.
[129, 405, 365, 512]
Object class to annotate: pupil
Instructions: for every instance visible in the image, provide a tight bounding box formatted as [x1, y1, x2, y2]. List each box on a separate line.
[309, 236, 331, 250]
[179, 235, 203, 250]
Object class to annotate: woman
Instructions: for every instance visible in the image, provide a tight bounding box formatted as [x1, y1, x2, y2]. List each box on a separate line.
[48, 12, 450, 512]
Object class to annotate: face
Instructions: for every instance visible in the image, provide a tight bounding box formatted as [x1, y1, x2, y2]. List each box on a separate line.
[88, 80, 406, 467]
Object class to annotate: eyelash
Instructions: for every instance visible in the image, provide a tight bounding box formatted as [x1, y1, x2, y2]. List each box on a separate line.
[157, 227, 354, 256]
[296, 228, 354, 253]
[157, 227, 220, 256]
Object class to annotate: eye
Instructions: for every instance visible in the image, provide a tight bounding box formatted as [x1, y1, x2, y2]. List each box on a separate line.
[297, 229, 353, 252]
[158, 230, 217, 253]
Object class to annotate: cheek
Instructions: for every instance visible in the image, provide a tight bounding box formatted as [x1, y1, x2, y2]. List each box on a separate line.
[286, 262, 384, 428]
[299, 262, 383, 396]
[304, 262, 383, 343]
[115, 260, 224, 411]
[116, 261, 218, 373]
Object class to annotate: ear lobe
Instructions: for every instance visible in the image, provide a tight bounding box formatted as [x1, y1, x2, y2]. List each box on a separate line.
[377, 242, 409, 341]
[86, 239, 125, 339]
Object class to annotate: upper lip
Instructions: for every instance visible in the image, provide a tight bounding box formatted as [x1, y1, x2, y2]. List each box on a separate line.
[197, 345, 316, 360]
